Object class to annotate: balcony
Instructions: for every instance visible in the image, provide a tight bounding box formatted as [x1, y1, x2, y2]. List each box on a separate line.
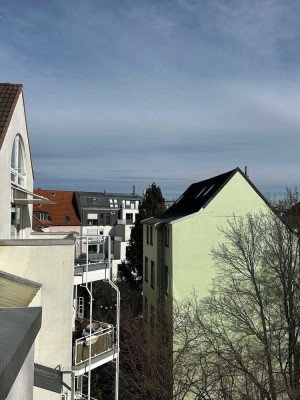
[74, 236, 111, 284]
[73, 319, 117, 375]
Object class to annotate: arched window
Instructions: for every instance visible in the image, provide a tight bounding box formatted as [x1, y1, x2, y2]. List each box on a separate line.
[11, 135, 26, 187]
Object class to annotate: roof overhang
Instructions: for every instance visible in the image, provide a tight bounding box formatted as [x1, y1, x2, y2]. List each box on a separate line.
[11, 184, 54, 205]
[0, 270, 42, 307]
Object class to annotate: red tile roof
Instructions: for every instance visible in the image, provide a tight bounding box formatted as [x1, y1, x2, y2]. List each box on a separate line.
[0, 84, 23, 149]
[33, 189, 81, 226]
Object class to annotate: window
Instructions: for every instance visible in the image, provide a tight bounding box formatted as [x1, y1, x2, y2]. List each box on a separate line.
[164, 225, 170, 247]
[99, 213, 104, 225]
[150, 226, 153, 245]
[126, 213, 133, 223]
[65, 215, 71, 222]
[11, 135, 26, 187]
[89, 244, 97, 253]
[105, 213, 110, 225]
[87, 213, 98, 226]
[151, 261, 155, 288]
[87, 197, 96, 205]
[164, 265, 169, 296]
[146, 225, 150, 244]
[195, 187, 206, 199]
[11, 205, 22, 238]
[150, 305, 155, 331]
[145, 257, 149, 282]
[203, 184, 215, 197]
[144, 297, 148, 323]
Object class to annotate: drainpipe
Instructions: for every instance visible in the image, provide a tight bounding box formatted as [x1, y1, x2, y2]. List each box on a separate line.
[106, 279, 120, 400]
[80, 235, 93, 400]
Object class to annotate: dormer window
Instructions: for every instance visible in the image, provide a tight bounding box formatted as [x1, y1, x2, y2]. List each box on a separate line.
[65, 215, 71, 222]
[11, 135, 26, 187]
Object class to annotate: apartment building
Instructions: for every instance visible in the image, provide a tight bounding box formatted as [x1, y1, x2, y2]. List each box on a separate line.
[33, 189, 142, 277]
[0, 83, 119, 400]
[142, 168, 270, 387]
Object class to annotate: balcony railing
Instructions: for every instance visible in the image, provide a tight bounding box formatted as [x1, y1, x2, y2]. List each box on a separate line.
[73, 320, 114, 366]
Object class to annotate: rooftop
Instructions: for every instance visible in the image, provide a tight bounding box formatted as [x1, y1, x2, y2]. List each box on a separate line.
[143, 168, 266, 224]
[33, 189, 81, 226]
[0, 83, 22, 149]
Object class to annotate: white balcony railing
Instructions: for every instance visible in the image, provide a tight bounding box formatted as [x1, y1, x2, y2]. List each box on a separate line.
[73, 321, 114, 366]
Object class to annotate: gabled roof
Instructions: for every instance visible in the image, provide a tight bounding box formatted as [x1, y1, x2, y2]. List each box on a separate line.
[144, 168, 268, 224]
[0, 84, 22, 149]
[33, 189, 81, 226]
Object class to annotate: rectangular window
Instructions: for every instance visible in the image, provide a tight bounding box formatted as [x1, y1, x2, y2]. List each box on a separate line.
[144, 296, 148, 323]
[87, 213, 98, 226]
[99, 213, 104, 225]
[126, 213, 133, 223]
[87, 197, 96, 205]
[11, 205, 23, 239]
[164, 225, 169, 247]
[105, 213, 110, 225]
[150, 226, 153, 245]
[146, 225, 150, 244]
[88, 244, 98, 254]
[151, 261, 155, 288]
[145, 257, 149, 282]
[164, 265, 169, 296]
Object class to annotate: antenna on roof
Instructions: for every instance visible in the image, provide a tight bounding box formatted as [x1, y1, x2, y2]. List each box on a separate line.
[244, 166, 248, 178]
[132, 180, 137, 196]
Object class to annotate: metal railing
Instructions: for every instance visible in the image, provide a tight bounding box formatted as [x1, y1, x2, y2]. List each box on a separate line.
[73, 322, 114, 366]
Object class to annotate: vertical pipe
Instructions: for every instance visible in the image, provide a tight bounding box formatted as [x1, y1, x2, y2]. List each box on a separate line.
[88, 280, 92, 400]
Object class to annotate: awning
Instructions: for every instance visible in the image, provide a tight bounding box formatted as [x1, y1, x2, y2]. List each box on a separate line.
[0, 270, 42, 307]
[11, 184, 54, 205]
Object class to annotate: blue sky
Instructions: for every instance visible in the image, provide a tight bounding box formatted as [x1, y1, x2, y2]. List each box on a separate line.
[1, 0, 300, 199]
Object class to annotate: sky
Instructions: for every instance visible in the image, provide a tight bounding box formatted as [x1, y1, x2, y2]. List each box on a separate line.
[1, 0, 300, 199]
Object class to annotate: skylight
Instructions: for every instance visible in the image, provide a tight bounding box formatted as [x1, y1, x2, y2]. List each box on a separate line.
[175, 194, 184, 203]
[195, 187, 206, 199]
[203, 184, 215, 196]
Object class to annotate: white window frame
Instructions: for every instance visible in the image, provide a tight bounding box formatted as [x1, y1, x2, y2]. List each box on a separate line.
[11, 134, 26, 187]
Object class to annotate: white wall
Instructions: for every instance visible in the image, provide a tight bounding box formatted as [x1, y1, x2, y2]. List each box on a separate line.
[0, 238, 75, 400]
[0, 92, 33, 240]
[6, 344, 35, 400]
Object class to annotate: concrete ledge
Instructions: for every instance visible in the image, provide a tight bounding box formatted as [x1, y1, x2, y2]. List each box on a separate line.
[0, 238, 76, 246]
[0, 307, 42, 400]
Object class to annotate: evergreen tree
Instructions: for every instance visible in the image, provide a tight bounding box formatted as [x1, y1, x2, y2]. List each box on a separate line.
[125, 183, 166, 282]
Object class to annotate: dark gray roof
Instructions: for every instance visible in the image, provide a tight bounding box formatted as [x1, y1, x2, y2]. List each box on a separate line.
[143, 168, 253, 224]
[75, 191, 142, 210]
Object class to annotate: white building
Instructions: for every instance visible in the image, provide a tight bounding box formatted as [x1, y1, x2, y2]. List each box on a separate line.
[0, 83, 119, 400]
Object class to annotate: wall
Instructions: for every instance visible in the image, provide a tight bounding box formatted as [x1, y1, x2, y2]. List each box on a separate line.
[0, 237, 75, 400]
[171, 172, 269, 300]
[143, 224, 159, 323]
[6, 344, 35, 400]
[0, 93, 33, 240]
[48, 225, 81, 234]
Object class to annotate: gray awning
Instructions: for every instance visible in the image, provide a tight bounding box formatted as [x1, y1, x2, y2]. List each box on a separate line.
[11, 185, 54, 205]
[0, 270, 42, 307]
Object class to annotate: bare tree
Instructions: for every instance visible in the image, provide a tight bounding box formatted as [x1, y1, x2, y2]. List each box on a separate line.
[172, 204, 300, 399]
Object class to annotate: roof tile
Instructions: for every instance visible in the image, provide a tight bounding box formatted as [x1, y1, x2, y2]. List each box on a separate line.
[0, 84, 22, 148]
